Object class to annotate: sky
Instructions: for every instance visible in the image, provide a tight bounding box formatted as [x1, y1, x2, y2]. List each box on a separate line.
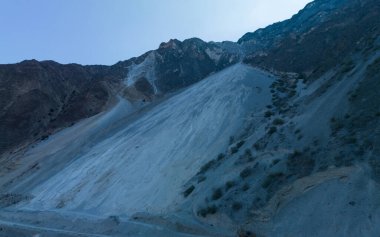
[0, 0, 311, 65]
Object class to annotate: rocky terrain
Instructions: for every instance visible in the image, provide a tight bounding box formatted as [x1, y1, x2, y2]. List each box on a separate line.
[0, 0, 379, 236]
[0, 39, 239, 156]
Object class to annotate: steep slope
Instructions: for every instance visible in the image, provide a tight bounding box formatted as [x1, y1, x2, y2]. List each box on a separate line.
[0, 60, 118, 155]
[239, 0, 380, 77]
[0, 64, 275, 236]
[0, 38, 240, 156]
[1, 0, 380, 236]
[175, 51, 380, 236]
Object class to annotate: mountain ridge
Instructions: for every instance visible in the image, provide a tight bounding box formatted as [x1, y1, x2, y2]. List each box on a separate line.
[1, 0, 380, 236]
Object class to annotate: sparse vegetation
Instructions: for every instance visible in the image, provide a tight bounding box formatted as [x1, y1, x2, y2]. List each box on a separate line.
[240, 167, 252, 179]
[217, 153, 225, 161]
[183, 185, 195, 198]
[198, 205, 218, 217]
[273, 118, 285, 125]
[198, 159, 217, 174]
[237, 229, 256, 237]
[232, 202, 243, 211]
[287, 150, 315, 177]
[236, 140, 245, 149]
[41, 134, 49, 140]
[253, 141, 262, 150]
[212, 188, 223, 200]
[340, 59, 355, 73]
[262, 172, 285, 189]
[265, 110, 274, 118]
[230, 146, 239, 154]
[330, 117, 344, 135]
[344, 136, 357, 144]
[225, 180, 236, 191]
[271, 159, 280, 166]
[242, 183, 250, 191]
[268, 126, 277, 135]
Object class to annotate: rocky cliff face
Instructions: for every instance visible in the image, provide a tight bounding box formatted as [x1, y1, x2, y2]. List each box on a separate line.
[0, 60, 117, 154]
[239, 0, 380, 77]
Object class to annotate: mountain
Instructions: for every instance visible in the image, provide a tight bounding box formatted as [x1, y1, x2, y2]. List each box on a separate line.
[0, 0, 380, 236]
[240, 0, 379, 77]
[0, 39, 239, 156]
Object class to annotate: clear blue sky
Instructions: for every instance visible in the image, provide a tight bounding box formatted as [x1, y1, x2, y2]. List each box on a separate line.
[0, 0, 311, 65]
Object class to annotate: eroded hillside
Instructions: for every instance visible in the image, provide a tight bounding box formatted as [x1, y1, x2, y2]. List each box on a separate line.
[0, 0, 379, 236]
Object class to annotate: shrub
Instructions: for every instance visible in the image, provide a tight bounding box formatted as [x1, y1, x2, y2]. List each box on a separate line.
[287, 151, 315, 177]
[236, 140, 245, 149]
[268, 126, 277, 135]
[272, 159, 280, 166]
[217, 153, 225, 161]
[198, 205, 218, 217]
[225, 181, 236, 191]
[230, 146, 239, 154]
[212, 188, 223, 200]
[232, 202, 242, 211]
[273, 118, 285, 125]
[344, 136, 357, 144]
[262, 172, 285, 189]
[330, 118, 344, 134]
[41, 135, 49, 140]
[198, 159, 217, 174]
[242, 183, 250, 191]
[253, 142, 261, 150]
[264, 111, 274, 118]
[183, 185, 195, 198]
[240, 167, 252, 179]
